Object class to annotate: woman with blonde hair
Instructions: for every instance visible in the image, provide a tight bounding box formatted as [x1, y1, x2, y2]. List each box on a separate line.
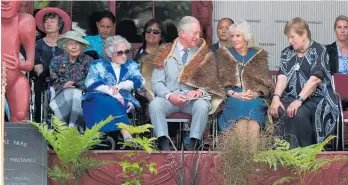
[216, 20, 275, 148]
[269, 17, 338, 148]
[327, 15, 348, 75]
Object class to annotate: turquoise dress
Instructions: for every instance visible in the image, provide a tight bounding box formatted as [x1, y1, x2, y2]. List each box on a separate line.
[218, 48, 268, 131]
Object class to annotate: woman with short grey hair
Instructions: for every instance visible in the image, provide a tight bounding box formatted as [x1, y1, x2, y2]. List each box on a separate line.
[82, 35, 145, 149]
[103, 35, 131, 57]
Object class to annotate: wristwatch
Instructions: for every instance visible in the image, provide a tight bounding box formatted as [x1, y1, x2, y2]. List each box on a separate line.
[296, 95, 304, 102]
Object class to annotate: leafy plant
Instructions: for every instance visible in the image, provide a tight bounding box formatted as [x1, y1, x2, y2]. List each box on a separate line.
[216, 118, 275, 185]
[31, 116, 116, 185]
[253, 135, 348, 185]
[166, 145, 211, 185]
[116, 123, 158, 185]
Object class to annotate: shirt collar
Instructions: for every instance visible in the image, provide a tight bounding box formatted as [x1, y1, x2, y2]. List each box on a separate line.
[177, 40, 190, 52]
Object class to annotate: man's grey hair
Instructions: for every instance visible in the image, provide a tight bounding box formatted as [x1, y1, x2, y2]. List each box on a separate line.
[177, 16, 200, 33]
[103, 35, 131, 57]
[228, 20, 255, 47]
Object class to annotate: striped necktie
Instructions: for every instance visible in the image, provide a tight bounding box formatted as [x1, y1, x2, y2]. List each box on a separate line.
[182, 48, 189, 65]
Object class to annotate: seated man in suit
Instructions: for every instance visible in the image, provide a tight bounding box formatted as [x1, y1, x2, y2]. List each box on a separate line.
[142, 16, 224, 151]
[211, 18, 234, 52]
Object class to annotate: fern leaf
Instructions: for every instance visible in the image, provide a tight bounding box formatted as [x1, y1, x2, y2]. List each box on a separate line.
[117, 123, 153, 134]
[47, 165, 73, 182]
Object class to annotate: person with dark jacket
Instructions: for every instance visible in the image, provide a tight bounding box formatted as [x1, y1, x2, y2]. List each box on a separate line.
[326, 15, 348, 75]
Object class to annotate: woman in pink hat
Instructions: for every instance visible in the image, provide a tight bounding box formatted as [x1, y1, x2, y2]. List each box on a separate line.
[32, 8, 71, 123]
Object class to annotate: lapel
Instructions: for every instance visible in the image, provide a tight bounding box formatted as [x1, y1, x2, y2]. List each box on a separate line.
[173, 45, 183, 64]
[119, 62, 128, 82]
[103, 58, 117, 83]
[188, 47, 198, 63]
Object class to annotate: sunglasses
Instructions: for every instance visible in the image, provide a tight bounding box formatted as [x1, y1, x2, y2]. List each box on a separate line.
[145, 28, 161, 35]
[115, 49, 130, 56]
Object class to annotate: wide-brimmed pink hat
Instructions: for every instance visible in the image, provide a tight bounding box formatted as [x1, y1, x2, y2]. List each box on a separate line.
[35, 7, 71, 34]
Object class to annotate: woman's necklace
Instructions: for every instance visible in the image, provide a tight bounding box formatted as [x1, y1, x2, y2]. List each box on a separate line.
[44, 37, 58, 47]
[294, 56, 305, 71]
[294, 40, 311, 71]
[237, 51, 247, 67]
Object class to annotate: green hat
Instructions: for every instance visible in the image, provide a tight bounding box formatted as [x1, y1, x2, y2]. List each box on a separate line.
[57, 31, 90, 49]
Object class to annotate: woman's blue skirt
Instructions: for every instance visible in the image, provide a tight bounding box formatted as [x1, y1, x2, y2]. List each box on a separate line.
[82, 93, 130, 132]
[218, 87, 268, 131]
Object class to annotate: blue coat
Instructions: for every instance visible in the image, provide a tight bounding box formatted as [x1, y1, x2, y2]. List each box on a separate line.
[82, 57, 144, 132]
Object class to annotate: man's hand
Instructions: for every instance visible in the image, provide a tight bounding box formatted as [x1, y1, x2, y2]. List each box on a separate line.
[168, 94, 188, 107]
[187, 90, 203, 99]
[63, 81, 75, 88]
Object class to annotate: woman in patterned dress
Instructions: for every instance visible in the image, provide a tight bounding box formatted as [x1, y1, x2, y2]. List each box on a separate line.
[82, 35, 145, 143]
[49, 31, 93, 128]
[269, 17, 339, 148]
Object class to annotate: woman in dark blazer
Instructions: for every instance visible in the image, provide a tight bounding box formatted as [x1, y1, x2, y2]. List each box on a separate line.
[326, 15, 348, 75]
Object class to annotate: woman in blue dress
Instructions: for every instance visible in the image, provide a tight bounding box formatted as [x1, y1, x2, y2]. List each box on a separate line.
[217, 20, 275, 149]
[82, 35, 145, 144]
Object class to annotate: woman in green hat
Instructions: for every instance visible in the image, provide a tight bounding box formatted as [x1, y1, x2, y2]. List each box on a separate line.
[49, 31, 93, 130]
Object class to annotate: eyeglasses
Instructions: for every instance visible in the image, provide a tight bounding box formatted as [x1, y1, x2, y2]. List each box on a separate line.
[145, 28, 161, 35]
[115, 49, 130, 56]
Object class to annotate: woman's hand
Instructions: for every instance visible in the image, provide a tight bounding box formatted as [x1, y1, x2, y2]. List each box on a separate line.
[244, 89, 260, 100]
[228, 90, 253, 101]
[34, 64, 43, 75]
[110, 86, 119, 95]
[269, 96, 285, 118]
[286, 100, 302, 118]
[63, 81, 75, 88]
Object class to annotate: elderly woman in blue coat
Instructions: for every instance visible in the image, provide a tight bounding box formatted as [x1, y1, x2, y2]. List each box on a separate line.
[82, 35, 145, 142]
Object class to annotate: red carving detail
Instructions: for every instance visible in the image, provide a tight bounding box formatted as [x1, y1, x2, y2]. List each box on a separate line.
[48, 151, 348, 185]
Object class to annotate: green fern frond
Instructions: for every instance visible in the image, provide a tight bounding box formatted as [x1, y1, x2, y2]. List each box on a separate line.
[31, 116, 114, 184]
[254, 136, 337, 174]
[117, 123, 153, 134]
[47, 165, 73, 182]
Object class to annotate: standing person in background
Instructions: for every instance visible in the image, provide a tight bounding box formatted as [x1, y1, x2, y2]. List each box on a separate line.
[326, 15, 348, 75]
[84, 11, 115, 58]
[211, 18, 234, 52]
[33, 8, 71, 123]
[326, 15, 348, 112]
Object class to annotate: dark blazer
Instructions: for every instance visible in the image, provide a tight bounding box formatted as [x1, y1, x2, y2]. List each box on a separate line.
[210, 42, 219, 53]
[326, 42, 338, 75]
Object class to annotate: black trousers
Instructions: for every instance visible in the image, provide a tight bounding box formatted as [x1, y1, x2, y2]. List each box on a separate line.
[277, 97, 322, 149]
